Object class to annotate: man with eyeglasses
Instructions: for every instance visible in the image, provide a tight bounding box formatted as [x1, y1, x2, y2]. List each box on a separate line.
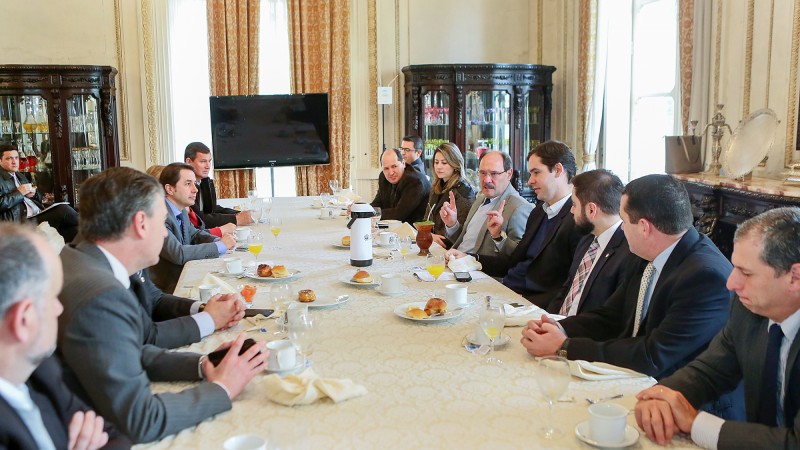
[400, 135, 426, 174]
[370, 148, 431, 223]
[441, 151, 532, 256]
[447, 141, 581, 307]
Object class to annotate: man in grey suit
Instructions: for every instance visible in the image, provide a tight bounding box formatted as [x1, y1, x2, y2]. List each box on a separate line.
[635, 207, 800, 449]
[440, 151, 532, 256]
[57, 167, 267, 444]
[151, 163, 236, 293]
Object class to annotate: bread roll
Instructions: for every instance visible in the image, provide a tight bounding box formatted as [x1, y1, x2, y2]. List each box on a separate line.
[352, 270, 373, 283]
[271, 265, 289, 278]
[342, 235, 350, 246]
[298, 289, 316, 302]
[257, 264, 272, 277]
[424, 297, 447, 315]
[406, 307, 428, 319]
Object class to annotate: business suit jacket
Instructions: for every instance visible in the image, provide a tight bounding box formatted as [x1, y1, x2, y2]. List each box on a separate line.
[133, 268, 201, 349]
[449, 183, 533, 256]
[660, 299, 800, 449]
[560, 228, 734, 379]
[57, 241, 231, 443]
[545, 226, 638, 315]
[370, 167, 432, 223]
[0, 357, 130, 450]
[0, 169, 43, 223]
[480, 198, 581, 307]
[151, 201, 220, 293]
[191, 177, 238, 227]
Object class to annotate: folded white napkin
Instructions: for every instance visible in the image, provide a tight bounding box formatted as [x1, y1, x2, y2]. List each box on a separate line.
[391, 222, 417, 241]
[412, 270, 490, 282]
[35, 221, 65, 254]
[189, 273, 238, 299]
[447, 254, 482, 272]
[569, 360, 648, 381]
[502, 304, 565, 327]
[243, 314, 276, 332]
[262, 368, 368, 406]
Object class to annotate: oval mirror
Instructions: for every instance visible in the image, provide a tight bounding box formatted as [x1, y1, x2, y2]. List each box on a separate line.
[722, 108, 779, 178]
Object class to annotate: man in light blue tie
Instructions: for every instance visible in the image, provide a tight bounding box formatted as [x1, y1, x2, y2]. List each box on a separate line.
[635, 207, 800, 448]
[0, 224, 128, 449]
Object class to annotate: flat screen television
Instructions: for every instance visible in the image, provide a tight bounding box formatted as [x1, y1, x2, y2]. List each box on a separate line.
[209, 93, 330, 169]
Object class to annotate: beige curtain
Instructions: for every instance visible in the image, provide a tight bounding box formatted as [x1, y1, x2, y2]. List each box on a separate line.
[678, 0, 695, 134]
[577, 0, 599, 171]
[287, 0, 351, 196]
[207, 0, 259, 198]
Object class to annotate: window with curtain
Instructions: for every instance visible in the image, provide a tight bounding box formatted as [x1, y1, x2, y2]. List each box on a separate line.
[167, 0, 295, 197]
[602, 0, 680, 182]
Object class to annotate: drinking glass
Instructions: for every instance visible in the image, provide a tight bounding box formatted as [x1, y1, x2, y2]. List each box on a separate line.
[288, 313, 315, 366]
[320, 192, 332, 206]
[247, 233, 264, 259]
[425, 254, 446, 280]
[399, 236, 413, 260]
[270, 283, 292, 335]
[329, 179, 339, 195]
[260, 197, 272, 223]
[478, 301, 505, 364]
[536, 356, 571, 439]
[268, 217, 282, 250]
[371, 207, 382, 233]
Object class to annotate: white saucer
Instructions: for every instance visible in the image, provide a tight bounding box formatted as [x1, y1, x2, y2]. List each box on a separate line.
[377, 287, 409, 297]
[265, 360, 308, 376]
[220, 268, 244, 276]
[465, 331, 511, 347]
[574, 421, 639, 448]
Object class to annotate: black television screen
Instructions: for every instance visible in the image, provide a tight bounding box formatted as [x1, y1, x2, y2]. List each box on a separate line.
[209, 93, 330, 169]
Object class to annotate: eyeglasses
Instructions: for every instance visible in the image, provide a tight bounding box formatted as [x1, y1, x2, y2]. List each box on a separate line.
[399, 147, 419, 153]
[478, 170, 509, 179]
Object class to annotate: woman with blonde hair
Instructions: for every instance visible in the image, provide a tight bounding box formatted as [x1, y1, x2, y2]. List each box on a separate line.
[426, 142, 475, 248]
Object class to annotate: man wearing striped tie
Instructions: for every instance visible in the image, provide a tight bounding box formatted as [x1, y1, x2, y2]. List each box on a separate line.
[544, 169, 637, 316]
[520, 175, 740, 399]
[635, 207, 800, 448]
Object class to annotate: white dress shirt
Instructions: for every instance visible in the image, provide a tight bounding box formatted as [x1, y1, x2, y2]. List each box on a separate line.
[447, 196, 499, 253]
[0, 377, 57, 450]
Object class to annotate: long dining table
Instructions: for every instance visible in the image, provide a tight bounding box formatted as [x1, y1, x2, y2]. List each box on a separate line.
[137, 197, 698, 449]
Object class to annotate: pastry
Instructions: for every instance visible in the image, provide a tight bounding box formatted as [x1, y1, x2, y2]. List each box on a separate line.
[298, 289, 316, 302]
[257, 264, 272, 277]
[424, 297, 447, 315]
[406, 307, 428, 319]
[341, 235, 350, 246]
[271, 265, 290, 278]
[352, 270, 373, 283]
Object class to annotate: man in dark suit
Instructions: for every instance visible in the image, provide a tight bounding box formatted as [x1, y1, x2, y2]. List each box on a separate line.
[546, 169, 636, 315]
[57, 167, 267, 444]
[448, 141, 581, 307]
[0, 144, 79, 242]
[0, 224, 128, 449]
[151, 163, 236, 293]
[400, 135, 426, 174]
[184, 142, 253, 228]
[370, 147, 432, 223]
[635, 207, 800, 448]
[521, 174, 735, 381]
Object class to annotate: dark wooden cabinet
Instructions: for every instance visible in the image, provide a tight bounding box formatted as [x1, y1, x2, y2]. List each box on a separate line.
[676, 174, 800, 259]
[402, 64, 555, 201]
[0, 65, 119, 207]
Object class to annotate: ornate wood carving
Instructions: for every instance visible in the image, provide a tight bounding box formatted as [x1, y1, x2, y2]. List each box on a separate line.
[456, 86, 463, 130]
[51, 89, 63, 139]
[514, 86, 525, 130]
[411, 86, 420, 131]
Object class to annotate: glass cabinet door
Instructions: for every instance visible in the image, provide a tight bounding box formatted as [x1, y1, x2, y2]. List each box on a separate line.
[0, 95, 56, 204]
[464, 90, 511, 187]
[521, 90, 545, 186]
[422, 90, 450, 175]
[67, 94, 102, 205]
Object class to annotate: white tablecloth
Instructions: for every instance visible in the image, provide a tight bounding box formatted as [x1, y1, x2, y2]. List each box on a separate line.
[137, 197, 698, 449]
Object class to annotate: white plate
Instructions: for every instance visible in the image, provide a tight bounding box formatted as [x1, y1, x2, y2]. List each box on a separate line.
[394, 302, 466, 322]
[266, 359, 309, 376]
[219, 268, 244, 276]
[339, 274, 381, 287]
[465, 331, 511, 346]
[332, 241, 379, 249]
[243, 269, 302, 282]
[377, 287, 409, 297]
[377, 220, 401, 226]
[294, 294, 349, 309]
[574, 421, 639, 448]
[309, 203, 324, 209]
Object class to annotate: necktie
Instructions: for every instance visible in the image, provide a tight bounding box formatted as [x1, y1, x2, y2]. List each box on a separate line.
[482, 197, 491, 206]
[632, 262, 656, 336]
[559, 238, 600, 315]
[758, 324, 784, 426]
[175, 213, 185, 244]
[188, 208, 200, 227]
[16, 387, 56, 450]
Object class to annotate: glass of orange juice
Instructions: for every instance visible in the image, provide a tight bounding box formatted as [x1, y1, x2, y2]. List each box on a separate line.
[425, 254, 446, 280]
[239, 284, 257, 308]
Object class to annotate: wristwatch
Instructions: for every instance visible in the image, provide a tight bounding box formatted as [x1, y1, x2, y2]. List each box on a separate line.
[556, 342, 568, 359]
[492, 231, 507, 243]
[198, 303, 206, 313]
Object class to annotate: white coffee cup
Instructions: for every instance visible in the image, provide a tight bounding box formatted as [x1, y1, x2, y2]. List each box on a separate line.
[320, 207, 336, 219]
[198, 284, 219, 302]
[445, 283, 468, 307]
[235, 227, 251, 240]
[223, 434, 266, 450]
[379, 231, 398, 248]
[380, 273, 403, 294]
[266, 340, 297, 370]
[588, 402, 629, 444]
[224, 257, 243, 274]
[312, 197, 323, 207]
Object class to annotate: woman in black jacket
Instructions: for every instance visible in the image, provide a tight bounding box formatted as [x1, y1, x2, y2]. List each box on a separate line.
[425, 142, 476, 249]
